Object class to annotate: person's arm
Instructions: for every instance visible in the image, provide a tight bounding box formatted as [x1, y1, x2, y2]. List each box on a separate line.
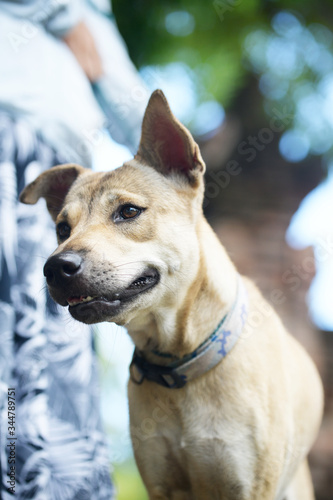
[0, 0, 103, 81]
[63, 21, 103, 82]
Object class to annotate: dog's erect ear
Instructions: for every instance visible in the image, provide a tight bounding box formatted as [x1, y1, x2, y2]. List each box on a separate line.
[136, 90, 205, 185]
[19, 163, 88, 221]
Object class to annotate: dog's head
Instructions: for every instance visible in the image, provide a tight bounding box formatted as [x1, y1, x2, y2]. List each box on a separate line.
[20, 90, 206, 328]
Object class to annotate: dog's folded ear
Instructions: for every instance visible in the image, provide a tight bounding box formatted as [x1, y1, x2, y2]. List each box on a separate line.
[136, 89, 206, 185]
[19, 163, 87, 221]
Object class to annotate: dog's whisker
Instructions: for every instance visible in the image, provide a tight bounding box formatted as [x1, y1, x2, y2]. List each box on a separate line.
[112, 260, 149, 269]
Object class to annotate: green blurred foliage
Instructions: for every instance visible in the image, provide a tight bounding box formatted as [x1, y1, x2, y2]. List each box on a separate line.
[113, 0, 263, 105]
[112, 0, 333, 108]
[114, 460, 148, 500]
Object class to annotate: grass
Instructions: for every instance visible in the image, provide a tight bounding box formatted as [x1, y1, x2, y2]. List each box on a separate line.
[113, 458, 148, 500]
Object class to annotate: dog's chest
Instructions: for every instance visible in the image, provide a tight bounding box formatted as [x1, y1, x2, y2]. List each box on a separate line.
[135, 391, 255, 497]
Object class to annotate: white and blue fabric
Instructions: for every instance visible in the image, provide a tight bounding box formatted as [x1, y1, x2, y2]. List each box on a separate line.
[0, 0, 149, 164]
[0, 0, 150, 498]
[0, 114, 115, 499]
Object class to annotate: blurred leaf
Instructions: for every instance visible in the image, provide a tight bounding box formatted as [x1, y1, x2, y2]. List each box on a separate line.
[114, 459, 148, 500]
[113, 0, 333, 110]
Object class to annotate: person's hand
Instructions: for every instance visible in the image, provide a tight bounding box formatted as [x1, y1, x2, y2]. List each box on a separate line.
[63, 21, 103, 82]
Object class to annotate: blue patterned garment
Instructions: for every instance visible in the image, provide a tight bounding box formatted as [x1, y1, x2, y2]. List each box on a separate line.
[0, 114, 114, 499]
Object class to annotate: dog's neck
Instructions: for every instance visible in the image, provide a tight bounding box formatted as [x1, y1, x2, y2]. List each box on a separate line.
[126, 218, 238, 364]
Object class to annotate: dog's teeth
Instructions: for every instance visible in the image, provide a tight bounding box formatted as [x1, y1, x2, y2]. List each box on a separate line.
[82, 296, 94, 303]
[67, 296, 95, 306]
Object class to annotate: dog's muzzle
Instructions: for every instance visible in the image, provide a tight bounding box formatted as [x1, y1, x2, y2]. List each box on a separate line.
[44, 252, 83, 288]
[43, 251, 160, 324]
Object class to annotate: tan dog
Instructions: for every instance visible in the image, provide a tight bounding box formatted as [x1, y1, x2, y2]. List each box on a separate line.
[20, 90, 323, 500]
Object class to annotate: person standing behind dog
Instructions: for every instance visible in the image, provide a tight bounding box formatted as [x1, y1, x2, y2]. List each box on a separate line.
[0, 1, 149, 497]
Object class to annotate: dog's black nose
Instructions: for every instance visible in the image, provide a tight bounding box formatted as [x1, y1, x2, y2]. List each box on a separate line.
[43, 252, 83, 287]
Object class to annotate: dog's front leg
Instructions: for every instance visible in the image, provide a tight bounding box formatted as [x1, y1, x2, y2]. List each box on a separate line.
[131, 434, 192, 500]
[147, 488, 191, 500]
[129, 382, 192, 499]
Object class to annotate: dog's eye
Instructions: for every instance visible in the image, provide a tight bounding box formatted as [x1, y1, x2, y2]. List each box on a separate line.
[56, 222, 71, 241]
[118, 205, 142, 221]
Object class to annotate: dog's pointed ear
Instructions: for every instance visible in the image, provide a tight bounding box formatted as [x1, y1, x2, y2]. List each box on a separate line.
[19, 163, 88, 221]
[136, 90, 205, 185]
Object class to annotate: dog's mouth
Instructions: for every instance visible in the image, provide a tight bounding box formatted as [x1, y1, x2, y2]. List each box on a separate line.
[65, 268, 160, 323]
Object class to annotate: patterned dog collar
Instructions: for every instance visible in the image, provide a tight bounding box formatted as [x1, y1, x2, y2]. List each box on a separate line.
[130, 276, 248, 389]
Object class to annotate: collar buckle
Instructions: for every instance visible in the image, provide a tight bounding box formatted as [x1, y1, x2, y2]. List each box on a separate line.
[130, 352, 187, 389]
[129, 276, 248, 389]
